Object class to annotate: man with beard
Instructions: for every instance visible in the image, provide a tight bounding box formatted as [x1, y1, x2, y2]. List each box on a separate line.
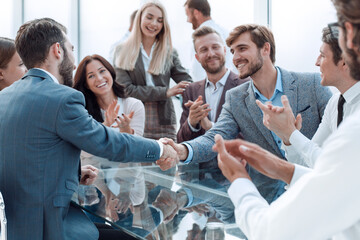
[157, 24, 332, 204]
[177, 26, 248, 181]
[209, 3, 360, 238]
[184, 0, 236, 81]
[0, 18, 177, 240]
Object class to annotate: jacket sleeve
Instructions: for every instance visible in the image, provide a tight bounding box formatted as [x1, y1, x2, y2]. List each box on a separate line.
[170, 49, 193, 84]
[55, 90, 160, 163]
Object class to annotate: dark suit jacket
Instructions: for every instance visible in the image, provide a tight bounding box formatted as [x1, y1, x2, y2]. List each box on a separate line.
[0, 69, 160, 240]
[115, 49, 192, 125]
[177, 71, 248, 143]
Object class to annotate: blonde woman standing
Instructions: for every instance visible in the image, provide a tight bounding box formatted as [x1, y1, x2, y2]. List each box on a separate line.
[114, 1, 192, 141]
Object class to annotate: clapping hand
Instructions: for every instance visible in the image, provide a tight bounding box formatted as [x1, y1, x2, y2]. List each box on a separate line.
[185, 96, 211, 129]
[256, 95, 302, 145]
[103, 99, 120, 127]
[166, 81, 190, 98]
[113, 111, 134, 134]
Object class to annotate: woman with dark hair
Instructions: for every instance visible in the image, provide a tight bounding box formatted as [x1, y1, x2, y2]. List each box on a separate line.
[74, 54, 145, 135]
[0, 37, 27, 90]
[74, 54, 146, 226]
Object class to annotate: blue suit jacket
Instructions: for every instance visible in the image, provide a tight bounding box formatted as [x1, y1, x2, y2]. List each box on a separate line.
[186, 67, 332, 203]
[0, 69, 160, 240]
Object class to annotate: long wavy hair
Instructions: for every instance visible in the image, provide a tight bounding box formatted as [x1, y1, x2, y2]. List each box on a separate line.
[73, 54, 126, 123]
[114, 0, 172, 75]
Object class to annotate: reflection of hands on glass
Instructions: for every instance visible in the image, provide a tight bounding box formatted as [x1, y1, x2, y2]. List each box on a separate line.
[186, 223, 205, 240]
[113, 111, 134, 134]
[80, 165, 99, 185]
[256, 95, 302, 145]
[152, 189, 188, 223]
[184, 203, 210, 216]
[213, 134, 295, 184]
[103, 99, 120, 127]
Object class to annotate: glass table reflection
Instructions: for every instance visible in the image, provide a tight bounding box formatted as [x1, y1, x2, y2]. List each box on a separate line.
[73, 155, 246, 240]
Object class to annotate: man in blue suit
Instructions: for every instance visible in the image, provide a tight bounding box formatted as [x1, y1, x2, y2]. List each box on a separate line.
[157, 24, 332, 204]
[0, 18, 176, 240]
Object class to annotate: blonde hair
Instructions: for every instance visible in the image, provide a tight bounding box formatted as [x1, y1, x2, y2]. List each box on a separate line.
[115, 1, 172, 75]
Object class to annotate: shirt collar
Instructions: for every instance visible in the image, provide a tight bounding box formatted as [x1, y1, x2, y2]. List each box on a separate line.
[205, 69, 230, 88]
[343, 81, 360, 104]
[140, 42, 156, 59]
[33, 68, 59, 84]
[252, 67, 283, 101]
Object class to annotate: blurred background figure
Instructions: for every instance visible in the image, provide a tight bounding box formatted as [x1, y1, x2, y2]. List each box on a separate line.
[114, 0, 192, 141]
[109, 10, 138, 64]
[0, 37, 27, 91]
[183, 0, 236, 81]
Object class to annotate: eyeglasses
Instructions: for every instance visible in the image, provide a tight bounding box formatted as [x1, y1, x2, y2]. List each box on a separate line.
[328, 22, 340, 39]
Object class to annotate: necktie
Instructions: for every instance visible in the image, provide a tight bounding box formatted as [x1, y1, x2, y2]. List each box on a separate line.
[337, 94, 346, 127]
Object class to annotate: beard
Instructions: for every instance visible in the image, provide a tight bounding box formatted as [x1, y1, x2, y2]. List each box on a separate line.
[59, 48, 74, 87]
[201, 55, 226, 74]
[239, 50, 263, 79]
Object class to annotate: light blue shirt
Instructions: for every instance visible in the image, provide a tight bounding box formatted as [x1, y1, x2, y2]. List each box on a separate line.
[252, 67, 285, 157]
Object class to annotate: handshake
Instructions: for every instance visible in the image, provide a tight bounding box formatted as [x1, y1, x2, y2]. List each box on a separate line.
[155, 138, 188, 171]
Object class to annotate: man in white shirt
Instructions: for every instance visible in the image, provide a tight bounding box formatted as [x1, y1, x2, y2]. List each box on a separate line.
[212, 1, 360, 237]
[256, 26, 360, 168]
[184, 0, 237, 80]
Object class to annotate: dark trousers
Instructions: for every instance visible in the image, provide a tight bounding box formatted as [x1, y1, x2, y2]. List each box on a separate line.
[95, 223, 139, 240]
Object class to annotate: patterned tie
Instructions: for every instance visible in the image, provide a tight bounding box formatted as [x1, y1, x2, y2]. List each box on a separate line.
[337, 94, 346, 127]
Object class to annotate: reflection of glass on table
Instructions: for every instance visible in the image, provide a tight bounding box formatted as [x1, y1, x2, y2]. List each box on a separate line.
[205, 222, 225, 240]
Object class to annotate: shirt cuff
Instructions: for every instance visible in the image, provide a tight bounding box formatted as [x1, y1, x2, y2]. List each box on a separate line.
[156, 140, 164, 158]
[288, 164, 312, 187]
[182, 142, 193, 164]
[180, 187, 193, 207]
[187, 118, 201, 132]
[228, 178, 264, 205]
[289, 130, 308, 150]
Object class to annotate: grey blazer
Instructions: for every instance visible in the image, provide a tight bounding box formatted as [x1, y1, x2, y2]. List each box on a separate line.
[0, 69, 160, 240]
[115, 49, 192, 125]
[186, 67, 332, 203]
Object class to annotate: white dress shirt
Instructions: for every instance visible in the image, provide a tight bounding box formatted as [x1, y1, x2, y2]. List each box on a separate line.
[140, 43, 156, 87]
[190, 20, 237, 81]
[283, 81, 360, 167]
[188, 69, 230, 132]
[228, 108, 360, 240]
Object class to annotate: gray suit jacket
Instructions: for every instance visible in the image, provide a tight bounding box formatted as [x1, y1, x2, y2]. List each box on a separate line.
[0, 69, 160, 240]
[186, 67, 332, 203]
[115, 49, 192, 125]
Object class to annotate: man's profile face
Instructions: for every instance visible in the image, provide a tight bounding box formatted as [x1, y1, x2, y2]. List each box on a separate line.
[59, 34, 76, 87]
[338, 26, 360, 80]
[185, 5, 199, 30]
[230, 32, 264, 79]
[315, 43, 343, 87]
[195, 33, 226, 74]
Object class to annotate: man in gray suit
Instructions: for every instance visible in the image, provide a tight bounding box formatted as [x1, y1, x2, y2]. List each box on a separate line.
[0, 18, 176, 240]
[157, 24, 332, 203]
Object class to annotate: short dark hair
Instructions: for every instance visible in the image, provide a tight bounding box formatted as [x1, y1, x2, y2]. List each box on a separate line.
[73, 54, 127, 123]
[226, 24, 276, 63]
[15, 18, 67, 69]
[322, 26, 342, 64]
[184, 0, 211, 17]
[192, 26, 222, 51]
[0, 37, 16, 69]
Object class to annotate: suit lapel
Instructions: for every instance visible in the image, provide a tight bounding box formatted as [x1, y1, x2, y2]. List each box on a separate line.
[279, 67, 298, 114]
[244, 82, 281, 155]
[135, 52, 147, 86]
